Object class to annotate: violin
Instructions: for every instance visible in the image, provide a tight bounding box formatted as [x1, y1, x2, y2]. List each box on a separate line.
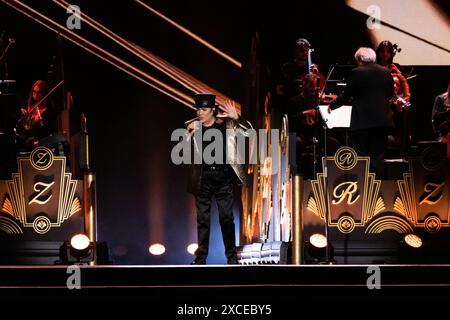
[319, 93, 337, 104]
[301, 93, 337, 126]
[15, 80, 64, 135]
[297, 68, 338, 126]
[390, 66, 411, 111]
[300, 46, 326, 91]
[21, 106, 45, 130]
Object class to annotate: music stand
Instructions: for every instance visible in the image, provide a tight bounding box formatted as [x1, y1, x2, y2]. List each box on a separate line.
[317, 104, 352, 264]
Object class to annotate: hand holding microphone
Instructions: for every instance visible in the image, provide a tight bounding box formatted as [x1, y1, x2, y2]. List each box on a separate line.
[185, 117, 199, 132]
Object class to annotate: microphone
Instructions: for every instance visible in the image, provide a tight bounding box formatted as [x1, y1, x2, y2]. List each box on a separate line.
[0, 36, 15, 62]
[184, 117, 200, 126]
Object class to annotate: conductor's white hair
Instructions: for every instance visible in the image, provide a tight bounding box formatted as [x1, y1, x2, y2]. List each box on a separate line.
[354, 47, 376, 64]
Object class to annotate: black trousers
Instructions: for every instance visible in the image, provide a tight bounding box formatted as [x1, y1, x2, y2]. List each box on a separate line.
[194, 169, 237, 262]
[349, 127, 388, 179]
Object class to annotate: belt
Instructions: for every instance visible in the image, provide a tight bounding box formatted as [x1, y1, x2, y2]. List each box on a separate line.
[203, 165, 229, 172]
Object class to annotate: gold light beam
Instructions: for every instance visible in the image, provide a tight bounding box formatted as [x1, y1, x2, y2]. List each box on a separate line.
[52, 0, 240, 111]
[134, 0, 242, 68]
[2, 0, 195, 109]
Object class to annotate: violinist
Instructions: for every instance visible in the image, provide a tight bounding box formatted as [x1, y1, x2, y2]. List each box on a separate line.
[287, 73, 338, 178]
[288, 73, 320, 134]
[277, 38, 324, 101]
[432, 81, 450, 157]
[376, 40, 411, 157]
[15, 80, 57, 151]
[376, 40, 410, 108]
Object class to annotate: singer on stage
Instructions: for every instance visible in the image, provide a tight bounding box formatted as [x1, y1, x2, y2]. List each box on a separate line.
[186, 93, 252, 265]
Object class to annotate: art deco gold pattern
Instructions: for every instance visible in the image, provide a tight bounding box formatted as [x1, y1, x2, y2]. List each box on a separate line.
[365, 216, 414, 234]
[306, 196, 320, 218]
[30, 147, 54, 170]
[306, 149, 450, 234]
[395, 171, 417, 223]
[1, 197, 14, 216]
[337, 215, 355, 234]
[307, 147, 388, 234]
[0, 216, 23, 234]
[0, 147, 81, 234]
[394, 162, 449, 231]
[71, 197, 82, 217]
[424, 215, 441, 233]
[334, 147, 358, 171]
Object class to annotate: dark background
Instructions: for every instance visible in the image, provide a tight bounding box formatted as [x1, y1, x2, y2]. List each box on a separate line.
[0, 0, 448, 264]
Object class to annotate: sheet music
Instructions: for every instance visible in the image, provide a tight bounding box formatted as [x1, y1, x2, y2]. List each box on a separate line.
[318, 105, 352, 129]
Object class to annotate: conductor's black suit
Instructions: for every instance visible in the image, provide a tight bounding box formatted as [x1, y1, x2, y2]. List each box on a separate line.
[330, 62, 394, 178]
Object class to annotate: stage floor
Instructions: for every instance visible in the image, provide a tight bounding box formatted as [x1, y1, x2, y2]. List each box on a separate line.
[1, 264, 449, 307]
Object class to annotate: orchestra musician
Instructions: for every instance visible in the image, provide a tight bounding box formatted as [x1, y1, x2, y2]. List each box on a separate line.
[15, 79, 58, 151]
[287, 73, 338, 178]
[376, 40, 411, 158]
[277, 38, 324, 101]
[432, 81, 450, 157]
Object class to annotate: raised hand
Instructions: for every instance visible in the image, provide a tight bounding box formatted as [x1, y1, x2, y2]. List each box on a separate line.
[216, 99, 239, 120]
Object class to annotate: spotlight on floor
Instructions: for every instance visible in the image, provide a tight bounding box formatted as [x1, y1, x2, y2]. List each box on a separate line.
[399, 233, 424, 263]
[59, 234, 94, 264]
[187, 243, 198, 255]
[403, 234, 423, 248]
[71, 234, 90, 250]
[305, 234, 335, 264]
[149, 243, 166, 255]
[309, 233, 327, 248]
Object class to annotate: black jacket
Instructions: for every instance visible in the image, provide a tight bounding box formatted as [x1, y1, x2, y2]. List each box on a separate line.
[330, 63, 394, 130]
[187, 118, 252, 195]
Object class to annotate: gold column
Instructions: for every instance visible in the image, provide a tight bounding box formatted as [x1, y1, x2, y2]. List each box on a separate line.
[83, 172, 97, 265]
[292, 174, 303, 264]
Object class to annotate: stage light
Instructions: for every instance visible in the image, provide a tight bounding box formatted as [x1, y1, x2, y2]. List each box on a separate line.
[149, 243, 165, 255]
[187, 243, 198, 255]
[404, 234, 423, 248]
[305, 238, 335, 264]
[309, 233, 328, 248]
[59, 234, 95, 264]
[70, 234, 90, 250]
[398, 233, 425, 263]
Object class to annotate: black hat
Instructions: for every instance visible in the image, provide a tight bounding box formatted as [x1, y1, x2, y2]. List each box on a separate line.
[194, 93, 217, 108]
